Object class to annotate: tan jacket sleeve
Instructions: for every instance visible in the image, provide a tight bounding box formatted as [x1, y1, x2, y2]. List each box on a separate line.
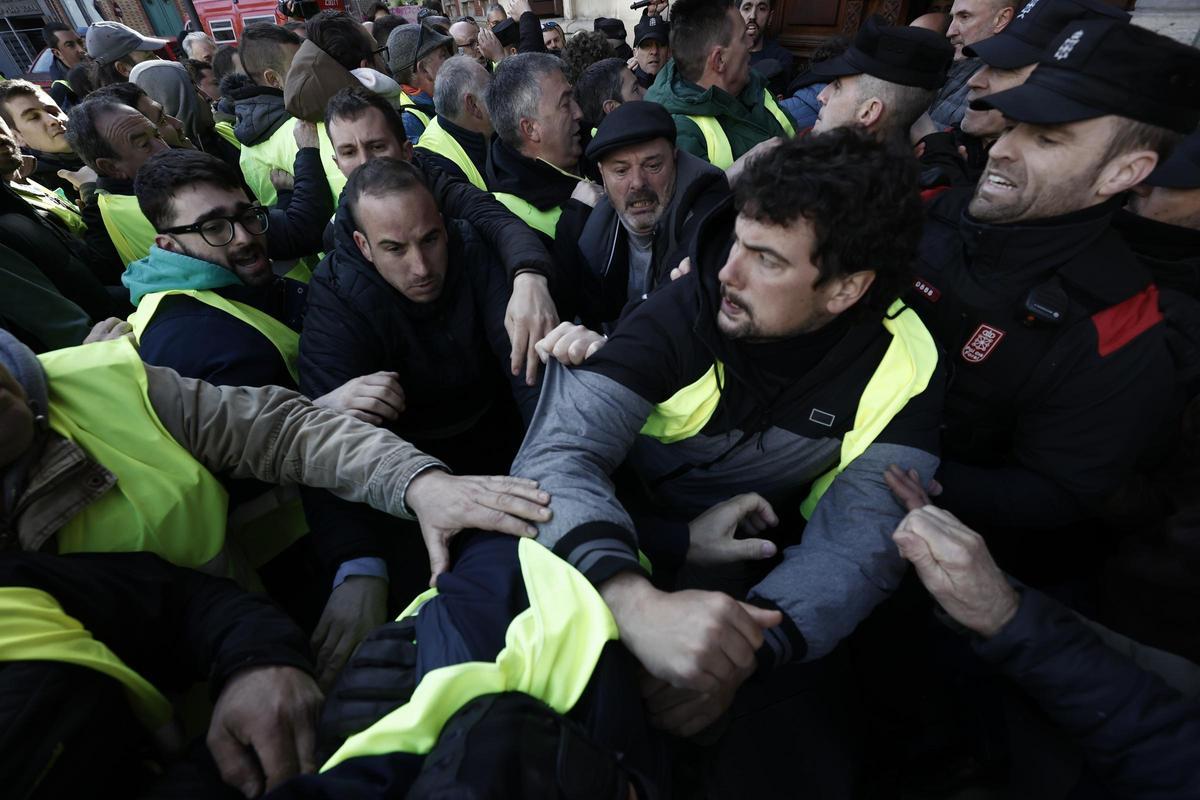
[144, 363, 446, 519]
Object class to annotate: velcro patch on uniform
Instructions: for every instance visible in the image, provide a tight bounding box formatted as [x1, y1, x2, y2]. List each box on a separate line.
[913, 278, 941, 303]
[961, 323, 1006, 364]
[809, 409, 836, 427]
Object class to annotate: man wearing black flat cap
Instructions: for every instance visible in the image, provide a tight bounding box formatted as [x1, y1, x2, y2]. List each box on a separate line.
[809, 16, 953, 140]
[551, 101, 730, 334]
[632, 14, 670, 89]
[892, 19, 1200, 585]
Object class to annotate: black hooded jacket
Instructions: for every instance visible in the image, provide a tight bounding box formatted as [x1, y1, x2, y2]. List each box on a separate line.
[298, 201, 538, 570]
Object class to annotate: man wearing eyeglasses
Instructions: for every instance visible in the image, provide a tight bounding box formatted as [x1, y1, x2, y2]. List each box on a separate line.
[450, 17, 489, 68]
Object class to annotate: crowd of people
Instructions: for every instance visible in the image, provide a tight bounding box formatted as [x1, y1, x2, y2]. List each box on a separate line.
[1, 0, 1199, 796]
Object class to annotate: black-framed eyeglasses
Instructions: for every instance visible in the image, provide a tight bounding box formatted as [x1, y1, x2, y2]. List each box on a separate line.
[457, 14, 475, 22]
[162, 206, 270, 247]
[372, 43, 388, 62]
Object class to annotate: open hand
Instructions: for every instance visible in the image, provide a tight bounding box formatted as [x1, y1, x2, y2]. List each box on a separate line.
[687, 493, 779, 566]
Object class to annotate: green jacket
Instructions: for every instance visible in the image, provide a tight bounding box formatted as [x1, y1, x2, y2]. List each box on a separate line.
[645, 60, 793, 164]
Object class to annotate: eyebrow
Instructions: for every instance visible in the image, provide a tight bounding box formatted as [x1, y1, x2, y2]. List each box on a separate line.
[742, 239, 790, 264]
[191, 202, 252, 225]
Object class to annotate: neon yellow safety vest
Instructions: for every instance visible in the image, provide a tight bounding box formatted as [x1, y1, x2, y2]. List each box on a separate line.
[640, 300, 938, 519]
[128, 289, 301, 384]
[239, 118, 345, 207]
[0, 587, 172, 729]
[11, 178, 85, 237]
[127, 289, 310, 567]
[213, 119, 242, 150]
[493, 192, 562, 239]
[684, 90, 797, 170]
[398, 93, 432, 131]
[38, 337, 230, 569]
[414, 117, 487, 190]
[322, 539, 618, 769]
[96, 191, 159, 267]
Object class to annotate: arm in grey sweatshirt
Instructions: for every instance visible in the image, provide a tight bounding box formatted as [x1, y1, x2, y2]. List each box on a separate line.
[510, 359, 656, 584]
[750, 442, 939, 665]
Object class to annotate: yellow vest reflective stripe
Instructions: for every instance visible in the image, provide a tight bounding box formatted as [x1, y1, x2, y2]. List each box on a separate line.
[239, 118, 345, 207]
[414, 117, 487, 190]
[0, 587, 172, 729]
[492, 192, 562, 239]
[640, 300, 938, 519]
[11, 178, 85, 237]
[685, 90, 797, 169]
[213, 119, 242, 150]
[38, 337, 230, 568]
[322, 539, 618, 769]
[52, 79, 72, 91]
[128, 289, 301, 384]
[798, 300, 937, 519]
[96, 191, 158, 267]
[398, 93, 432, 130]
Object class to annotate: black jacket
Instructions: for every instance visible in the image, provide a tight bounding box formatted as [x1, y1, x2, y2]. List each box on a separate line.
[298, 203, 535, 570]
[320, 155, 558, 288]
[910, 191, 1173, 532]
[0, 550, 312, 698]
[554, 149, 729, 330]
[974, 586, 1200, 798]
[485, 136, 583, 252]
[1114, 208, 1200, 398]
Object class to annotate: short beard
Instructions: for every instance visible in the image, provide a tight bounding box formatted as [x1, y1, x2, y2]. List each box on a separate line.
[968, 163, 1102, 224]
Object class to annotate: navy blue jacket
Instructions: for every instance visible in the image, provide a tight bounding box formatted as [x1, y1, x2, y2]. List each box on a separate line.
[975, 588, 1200, 798]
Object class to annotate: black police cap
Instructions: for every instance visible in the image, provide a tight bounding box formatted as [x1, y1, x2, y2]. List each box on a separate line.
[594, 17, 628, 41]
[493, 17, 519, 47]
[965, 0, 1129, 71]
[976, 18, 1200, 134]
[810, 15, 954, 90]
[1145, 129, 1200, 189]
[585, 100, 677, 162]
[634, 14, 669, 47]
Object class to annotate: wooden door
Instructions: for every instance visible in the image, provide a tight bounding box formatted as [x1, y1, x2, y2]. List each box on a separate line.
[774, 0, 910, 60]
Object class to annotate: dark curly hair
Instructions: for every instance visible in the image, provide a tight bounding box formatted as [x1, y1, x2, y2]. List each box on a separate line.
[135, 148, 244, 231]
[735, 128, 923, 319]
[560, 31, 615, 85]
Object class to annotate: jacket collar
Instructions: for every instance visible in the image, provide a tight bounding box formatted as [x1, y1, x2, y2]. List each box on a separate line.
[122, 245, 244, 306]
[436, 114, 489, 172]
[485, 137, 580, 210]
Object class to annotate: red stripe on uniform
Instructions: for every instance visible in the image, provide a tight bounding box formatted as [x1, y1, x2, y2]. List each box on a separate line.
[921, 186, 951, 203]
[1092, 284, 1163, 358]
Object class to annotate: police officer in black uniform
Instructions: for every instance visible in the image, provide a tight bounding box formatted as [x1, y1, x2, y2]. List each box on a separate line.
[1115, 131, 1200, 398]
[901, 19, 1200, 582]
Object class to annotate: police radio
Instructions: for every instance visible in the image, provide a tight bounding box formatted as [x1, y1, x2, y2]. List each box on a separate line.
[1021, 280, 1069, 327]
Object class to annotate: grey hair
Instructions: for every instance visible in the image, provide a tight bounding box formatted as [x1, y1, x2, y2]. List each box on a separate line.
[485, 52, 567, 149]
[434, 54, 490, 121]
[856, 74, 936, 136]
[182, 32, 217, 59]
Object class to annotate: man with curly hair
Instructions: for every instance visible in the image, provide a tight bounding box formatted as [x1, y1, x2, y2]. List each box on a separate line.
[516, 128, 944, 756]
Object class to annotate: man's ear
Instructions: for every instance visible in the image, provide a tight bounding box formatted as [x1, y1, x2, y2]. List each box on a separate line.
[707, 45, 724, 77]
[115, 61, 132, 78]
[9, 127, 27, 148]
[1096, 149, 1159, 200]
[263, 68, 284, 90]
[401, 140, 414, 162]
[601, 98, 621, 116]
[825, 270, 876, 315]
[155, 233, 181, 253]
[353, 229, 373, 262]
[992, 5, 1014, 33]
[858, 97, 884, 130]
[519, 117, 541, 144]
[95, 156, 118, 178]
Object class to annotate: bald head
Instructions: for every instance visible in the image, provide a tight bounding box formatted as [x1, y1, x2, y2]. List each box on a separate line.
[910, 12, 950, 35]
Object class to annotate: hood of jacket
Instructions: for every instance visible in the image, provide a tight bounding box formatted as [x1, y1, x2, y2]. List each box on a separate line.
[232, 85, 291, 147]
[353, 68, 403, 105]
[645, 59, 770, 120]
[131, 59, 215, 146]
[485, 137, 581, 210]
[122, 245, 244, 306]
[284, 39, 360, 122]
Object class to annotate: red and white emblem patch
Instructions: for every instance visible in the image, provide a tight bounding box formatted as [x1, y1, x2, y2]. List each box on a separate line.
[961, 323, 1006, 364]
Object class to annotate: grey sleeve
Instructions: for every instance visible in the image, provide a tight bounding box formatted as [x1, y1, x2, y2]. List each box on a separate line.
[144, 364, 445, 519]
[750, 442, 939, 665]
[510, 360, 654, 585]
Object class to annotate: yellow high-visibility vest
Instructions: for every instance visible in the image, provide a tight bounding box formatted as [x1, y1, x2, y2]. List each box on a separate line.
[684, 90, 797, 169]
[414, 117, 486, 190]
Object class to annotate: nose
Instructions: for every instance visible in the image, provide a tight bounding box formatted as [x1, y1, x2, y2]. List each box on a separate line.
[987, 124, 1020, 164]
[966, 66, 988, 92]
[718, 240, 745, 288]
[816, 84, 831, 107]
